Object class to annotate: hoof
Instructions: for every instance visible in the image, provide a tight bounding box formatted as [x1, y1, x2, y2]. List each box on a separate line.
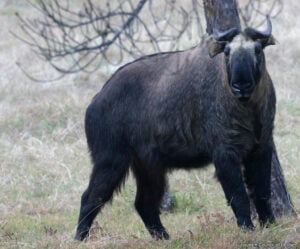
[75, 230, 89, 241]
[149, 228, 170, 240]
[259, 217, 276, 228]
[237, 218, 255, 231]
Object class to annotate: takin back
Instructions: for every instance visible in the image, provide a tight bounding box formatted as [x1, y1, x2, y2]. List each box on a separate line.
[75, 16, 277, 240]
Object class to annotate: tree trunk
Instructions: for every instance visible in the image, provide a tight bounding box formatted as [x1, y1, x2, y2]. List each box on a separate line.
[203, 0, 241, 34]
[270, 142, 295, 216]
[161, 0, 295, 217]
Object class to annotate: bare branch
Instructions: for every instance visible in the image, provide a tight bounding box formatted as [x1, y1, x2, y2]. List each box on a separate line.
[14, 0, 282, 81]
[238, 0, 283, 28]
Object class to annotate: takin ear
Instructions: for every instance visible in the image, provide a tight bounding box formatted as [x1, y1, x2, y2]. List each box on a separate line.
[260, 35, 277, 49]
[206, 36, 226, 58]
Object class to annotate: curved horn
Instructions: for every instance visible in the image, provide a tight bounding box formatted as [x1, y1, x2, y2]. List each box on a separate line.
[213, 27, 240, 42]
[244, 15, 272, 40]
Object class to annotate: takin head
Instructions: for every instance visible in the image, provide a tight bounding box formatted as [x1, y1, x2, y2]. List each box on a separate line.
[207, 16, 276, 102]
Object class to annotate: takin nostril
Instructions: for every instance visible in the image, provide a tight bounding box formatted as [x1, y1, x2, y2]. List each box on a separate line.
[232, 83, 241, 92]
[232, 82, 253, 92]
[243, 83, 253, 91]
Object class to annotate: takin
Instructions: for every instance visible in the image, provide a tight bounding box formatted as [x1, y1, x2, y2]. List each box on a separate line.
[75, 16, 277, 240]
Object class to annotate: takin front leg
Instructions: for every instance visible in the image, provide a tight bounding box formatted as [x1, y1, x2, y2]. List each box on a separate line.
[213, 146, 254, 229]
[132, 161, 169, 240]
[244, 145, 275, 227]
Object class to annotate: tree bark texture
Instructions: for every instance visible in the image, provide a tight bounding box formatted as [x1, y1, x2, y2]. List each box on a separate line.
[270, 142, 295, 216]
[203, 0, 241, 34]
[161, 0, 295, 217]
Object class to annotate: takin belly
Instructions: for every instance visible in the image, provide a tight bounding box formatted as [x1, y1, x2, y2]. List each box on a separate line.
[159, 148, 212, 169]
[148, 125, 212, 168]
[160, 131, 260, 168]
[132, 134, 212, 169]
[143, 138, 212, 169]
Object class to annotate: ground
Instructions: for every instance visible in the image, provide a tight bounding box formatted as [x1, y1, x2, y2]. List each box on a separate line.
[0, 1, 299, 248]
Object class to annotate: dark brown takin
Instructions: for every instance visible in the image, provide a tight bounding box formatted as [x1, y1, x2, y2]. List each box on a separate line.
[75, 16, 277, 241]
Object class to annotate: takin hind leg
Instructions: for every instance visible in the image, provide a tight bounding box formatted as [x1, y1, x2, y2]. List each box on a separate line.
[132, 160, 169, 240]
[75, 150, 130, 241]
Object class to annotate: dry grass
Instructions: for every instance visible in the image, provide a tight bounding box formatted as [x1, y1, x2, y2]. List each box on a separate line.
[0, 1, 299, 248]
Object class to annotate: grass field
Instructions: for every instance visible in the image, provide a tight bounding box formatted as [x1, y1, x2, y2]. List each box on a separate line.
[0, 1, 299, 248]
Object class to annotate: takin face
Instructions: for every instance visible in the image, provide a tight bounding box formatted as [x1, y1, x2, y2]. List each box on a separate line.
[207, 16, 276, 102]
